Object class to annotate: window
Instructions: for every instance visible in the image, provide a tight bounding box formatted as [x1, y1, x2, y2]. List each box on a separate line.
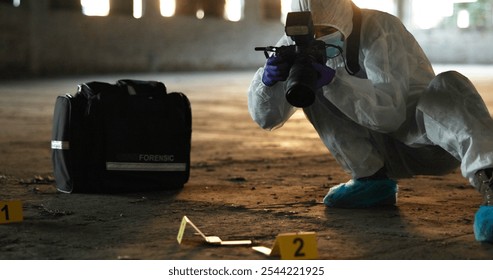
[410, 0, 491, 30]
[224, 0, 243, 22]
[133, 0, 143, 18]
[160, 0, 175, 17]
[411, 0, 455, 29]
[457, 9, 470, 28]
[80, 0, 109, 16]
[52, 0, 247, 21]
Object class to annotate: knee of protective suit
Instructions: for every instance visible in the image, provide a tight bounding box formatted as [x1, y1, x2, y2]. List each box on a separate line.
[429, 71, 475, 93]
[418, 70, 488, 118]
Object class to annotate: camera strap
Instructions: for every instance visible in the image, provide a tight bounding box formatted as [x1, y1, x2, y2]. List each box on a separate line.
[345, 3, 362, 75]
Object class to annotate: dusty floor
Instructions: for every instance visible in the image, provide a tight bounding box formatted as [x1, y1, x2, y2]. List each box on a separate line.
[1, 67, 493, 260]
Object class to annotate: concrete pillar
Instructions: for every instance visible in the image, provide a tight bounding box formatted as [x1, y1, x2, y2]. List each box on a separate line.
[27, 0, 49, 75]
[176, 0, 197, 16]
[111, 0, 134, 16]
[143, 0, 161, 18]
[260, 0, 281, 21]
[201, 0, 225, 18]
[244, 0, 261, 21]
[395, 0, 412, 27]
[49, 0, 80, 10]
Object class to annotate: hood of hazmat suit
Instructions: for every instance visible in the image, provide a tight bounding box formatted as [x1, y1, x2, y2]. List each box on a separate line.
[291, 0, 353, 39]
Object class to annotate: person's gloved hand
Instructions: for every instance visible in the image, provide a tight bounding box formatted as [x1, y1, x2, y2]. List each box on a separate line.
[262, 56, 291, 87]
[312, 63, 336, 89]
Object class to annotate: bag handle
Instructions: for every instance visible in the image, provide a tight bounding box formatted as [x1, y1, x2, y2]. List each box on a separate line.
[117, 79, 167, 96]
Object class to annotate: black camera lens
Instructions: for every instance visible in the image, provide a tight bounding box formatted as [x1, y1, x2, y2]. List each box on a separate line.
[285, 62, 318, 108]
[286, 84, 316, 108]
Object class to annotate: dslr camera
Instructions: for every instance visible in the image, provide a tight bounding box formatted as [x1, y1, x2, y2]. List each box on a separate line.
[256, 11, 327, 108]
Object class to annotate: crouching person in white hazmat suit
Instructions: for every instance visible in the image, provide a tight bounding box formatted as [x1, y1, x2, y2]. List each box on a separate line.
[248, 0, 493, 242]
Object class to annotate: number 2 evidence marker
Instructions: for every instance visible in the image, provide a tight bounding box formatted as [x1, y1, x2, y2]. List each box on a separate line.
[253, 232, 319, 260]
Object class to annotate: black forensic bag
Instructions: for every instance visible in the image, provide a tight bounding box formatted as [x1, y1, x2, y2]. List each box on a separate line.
[51, 79, 191, 193]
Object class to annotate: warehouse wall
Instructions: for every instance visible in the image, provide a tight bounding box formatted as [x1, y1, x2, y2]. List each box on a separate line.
[0, 0, 283, 78]
[1, 0, 492, 78]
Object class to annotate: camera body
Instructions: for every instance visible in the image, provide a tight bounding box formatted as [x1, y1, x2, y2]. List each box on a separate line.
[256, 12, 327, 108]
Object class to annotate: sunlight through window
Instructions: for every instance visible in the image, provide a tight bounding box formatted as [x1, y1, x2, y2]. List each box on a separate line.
[81, 0, 110, 16]
[225, 0, 243, 22]
[411, 0, 477, 29]
[457, 9, 470, 28]
[160, 0, 175, 17]
[133, 0, 143, 19]
[281, 0, 291, 24]
[412, 0, 456, 29]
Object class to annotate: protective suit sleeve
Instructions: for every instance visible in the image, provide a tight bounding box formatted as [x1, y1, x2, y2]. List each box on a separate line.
[248, 68, 297, 130]
[322, 13, 416, 133]
[247, 36, 298, 130]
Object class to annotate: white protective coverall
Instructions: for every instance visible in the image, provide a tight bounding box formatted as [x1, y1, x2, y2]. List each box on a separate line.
[247, 0, 493, 188]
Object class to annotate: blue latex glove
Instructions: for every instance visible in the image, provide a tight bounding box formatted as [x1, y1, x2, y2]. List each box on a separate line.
[324, 178, 398, 208]
[262, 56, 291, 87]
[312, 63, 336, 89]
[474, 206, 493, 242]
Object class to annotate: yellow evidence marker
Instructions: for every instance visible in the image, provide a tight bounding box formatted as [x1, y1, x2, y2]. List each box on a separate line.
[253, 232, 319, 260]
[0, 200, 23, 224]
[177, 216, 252, 246]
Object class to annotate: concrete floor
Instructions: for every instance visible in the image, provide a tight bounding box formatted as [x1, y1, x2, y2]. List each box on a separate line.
[1, 66, 493, 260]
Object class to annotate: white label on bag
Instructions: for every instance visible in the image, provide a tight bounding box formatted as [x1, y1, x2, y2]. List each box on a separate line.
[51, 141, 70, 150]
[106, 162, 187, 172]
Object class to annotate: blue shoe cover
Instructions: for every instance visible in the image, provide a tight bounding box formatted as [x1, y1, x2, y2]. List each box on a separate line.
[323, 179, 398, 208]
[474, 206, 493, 242]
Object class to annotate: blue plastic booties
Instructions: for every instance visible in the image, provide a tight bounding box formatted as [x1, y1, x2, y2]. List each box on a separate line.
[323, 178, 398, 208]
[474, 206, 493, 242]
